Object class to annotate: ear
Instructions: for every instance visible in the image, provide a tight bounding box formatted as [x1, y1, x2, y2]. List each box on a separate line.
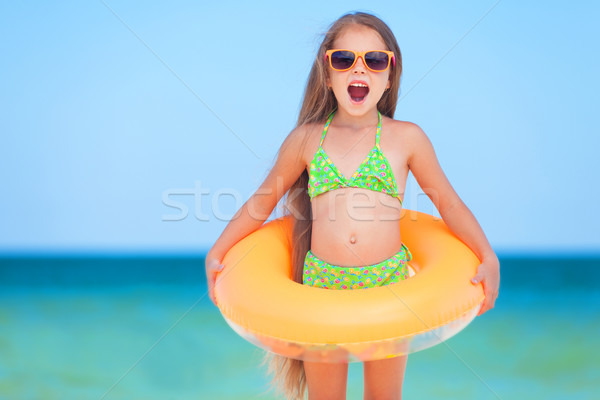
[385, 79, 391, 90]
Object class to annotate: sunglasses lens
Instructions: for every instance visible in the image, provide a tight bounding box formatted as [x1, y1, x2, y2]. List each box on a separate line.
[365, 51, 390, 71]
[330, 50, 356, 70]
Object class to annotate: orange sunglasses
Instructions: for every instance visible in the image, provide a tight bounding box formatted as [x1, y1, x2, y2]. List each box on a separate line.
[324, 49, 395, 72]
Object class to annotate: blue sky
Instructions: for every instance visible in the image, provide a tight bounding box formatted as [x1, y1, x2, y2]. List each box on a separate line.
[1, 1, 598, 254]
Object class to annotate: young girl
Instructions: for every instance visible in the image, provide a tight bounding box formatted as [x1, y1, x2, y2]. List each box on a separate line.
[206, 11, 499, 400]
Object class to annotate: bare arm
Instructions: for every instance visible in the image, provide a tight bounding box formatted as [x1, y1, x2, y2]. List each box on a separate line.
[407, 124, 499, 315]
[205, 125, 309, 304]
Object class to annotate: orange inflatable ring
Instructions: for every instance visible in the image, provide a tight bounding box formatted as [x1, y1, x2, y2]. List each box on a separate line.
[215, 210, 484, 363]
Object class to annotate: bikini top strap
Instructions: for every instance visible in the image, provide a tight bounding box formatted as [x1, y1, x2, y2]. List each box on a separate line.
[320, 110, 336, 146]
[375, 111, 382, 148]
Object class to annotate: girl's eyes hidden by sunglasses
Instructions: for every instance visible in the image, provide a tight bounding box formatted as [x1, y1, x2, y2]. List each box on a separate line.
[325, 49, 395, 72]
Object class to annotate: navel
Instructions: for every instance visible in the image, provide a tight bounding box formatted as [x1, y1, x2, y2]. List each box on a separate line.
[349, 234, 357, 244]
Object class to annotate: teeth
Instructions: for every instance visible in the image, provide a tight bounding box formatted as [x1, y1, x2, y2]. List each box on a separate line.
[349, 83, 368, 87]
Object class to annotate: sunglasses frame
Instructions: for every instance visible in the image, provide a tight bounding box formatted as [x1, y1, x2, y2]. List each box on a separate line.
[324, 49, 395, 72]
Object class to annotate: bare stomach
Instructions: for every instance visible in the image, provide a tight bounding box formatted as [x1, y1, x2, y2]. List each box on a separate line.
[310, 188, 403, 267]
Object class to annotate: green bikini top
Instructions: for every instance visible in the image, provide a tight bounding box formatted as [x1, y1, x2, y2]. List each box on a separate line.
[307, 110, 402, 203]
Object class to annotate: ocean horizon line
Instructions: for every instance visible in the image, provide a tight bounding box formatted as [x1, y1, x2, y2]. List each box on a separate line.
[0, 248, 599, 259]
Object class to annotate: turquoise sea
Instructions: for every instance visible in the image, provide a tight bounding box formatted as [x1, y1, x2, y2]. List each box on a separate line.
[0, 254, 598, 399]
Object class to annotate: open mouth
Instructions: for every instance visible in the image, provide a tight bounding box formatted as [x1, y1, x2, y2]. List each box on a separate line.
[348, 82, 369, 103]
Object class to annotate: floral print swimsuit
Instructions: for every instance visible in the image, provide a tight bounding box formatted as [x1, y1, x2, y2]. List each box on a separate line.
[303, 109, 411, 290]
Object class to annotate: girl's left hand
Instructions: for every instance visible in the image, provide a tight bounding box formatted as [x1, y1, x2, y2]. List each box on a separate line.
[470, 256, 500, 316]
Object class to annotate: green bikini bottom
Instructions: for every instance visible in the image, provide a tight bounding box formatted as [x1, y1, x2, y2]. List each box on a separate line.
[302, 244, 412, 290]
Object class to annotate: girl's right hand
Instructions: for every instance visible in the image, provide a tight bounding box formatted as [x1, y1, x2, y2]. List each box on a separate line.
[205, 256, 224, 306]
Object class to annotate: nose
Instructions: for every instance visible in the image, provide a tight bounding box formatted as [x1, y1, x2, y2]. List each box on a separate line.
[352, 55, 367, 73]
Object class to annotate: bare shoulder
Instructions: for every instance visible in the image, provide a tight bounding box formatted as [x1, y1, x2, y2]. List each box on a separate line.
[293, 121, 325, 156]
[278, 121, 324, 165]
[384, 117, 425, 136]
[383, 117, 430, 146]
[299, 120, 326, 143]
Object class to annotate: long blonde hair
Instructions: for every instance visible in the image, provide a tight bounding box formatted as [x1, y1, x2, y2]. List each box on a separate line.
[264, 11, 403, 399]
